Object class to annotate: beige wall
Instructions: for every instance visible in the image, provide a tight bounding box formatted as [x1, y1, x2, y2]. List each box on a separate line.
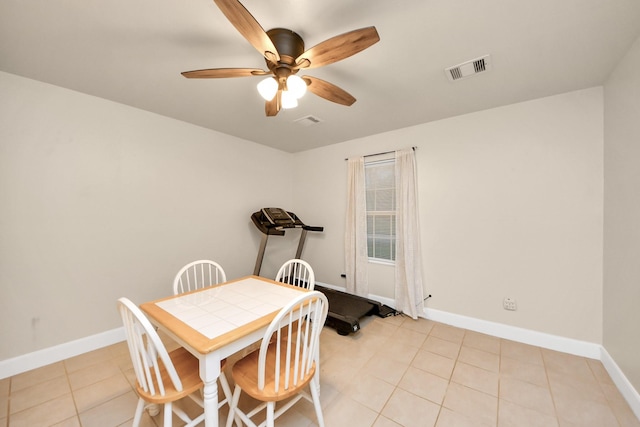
[603, 35, 640, 392]
[0, 72, 293, 360]
[0, 70, 608, 363]
[294, 87, 604, 344]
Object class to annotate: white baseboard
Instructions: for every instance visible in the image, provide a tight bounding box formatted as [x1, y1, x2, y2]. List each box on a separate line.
[600, 347, 640, 421]
[423, 307, 602, 359]
[0, 327, 125, 379]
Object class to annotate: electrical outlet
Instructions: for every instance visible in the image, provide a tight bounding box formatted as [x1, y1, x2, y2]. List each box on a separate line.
[503, 297, 517, 311]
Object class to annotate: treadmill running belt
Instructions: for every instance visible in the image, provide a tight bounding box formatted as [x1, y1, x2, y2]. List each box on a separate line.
[314, 285, 381, 335]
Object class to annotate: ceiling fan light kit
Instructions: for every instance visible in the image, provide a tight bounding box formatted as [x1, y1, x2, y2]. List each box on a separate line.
[281, 90, 298, 109]
[286, 75, 307, 99]
[258, 74, 306, 102]
[181, 0, 380, 117]
[257, 77, 278, 101]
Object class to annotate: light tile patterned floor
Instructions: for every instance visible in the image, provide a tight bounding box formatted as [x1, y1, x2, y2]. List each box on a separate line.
[2, 315, 639, 427]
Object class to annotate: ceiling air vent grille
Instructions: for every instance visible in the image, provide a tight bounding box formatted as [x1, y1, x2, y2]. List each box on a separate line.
[445, 55, 492, 82]
[294, 115, 323, 127]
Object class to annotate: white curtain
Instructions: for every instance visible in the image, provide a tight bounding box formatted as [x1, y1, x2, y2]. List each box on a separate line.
[344, 157, 369, 296]
[395, 148, 425, 319]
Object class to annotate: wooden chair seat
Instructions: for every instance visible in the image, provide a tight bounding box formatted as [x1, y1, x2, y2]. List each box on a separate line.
[136, 347, 227, 404]
[232, 343, 315, 402]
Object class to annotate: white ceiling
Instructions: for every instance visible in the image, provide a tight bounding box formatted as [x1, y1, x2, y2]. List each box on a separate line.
[2, 0, 640, 153]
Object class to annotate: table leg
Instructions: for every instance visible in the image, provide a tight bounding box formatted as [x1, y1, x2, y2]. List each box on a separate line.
[200, 353, 221, 427]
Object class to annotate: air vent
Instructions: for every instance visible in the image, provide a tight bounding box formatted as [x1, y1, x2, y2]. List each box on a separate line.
[445, 55, 492, 82]
[294, 115, 323, 127]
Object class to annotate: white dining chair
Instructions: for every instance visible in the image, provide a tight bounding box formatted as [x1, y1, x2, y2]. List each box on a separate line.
[118, 297, 206, 427]
[274, 259, 315, 290]
[225, 291, 329, 427]
[173, 259, 227, 294]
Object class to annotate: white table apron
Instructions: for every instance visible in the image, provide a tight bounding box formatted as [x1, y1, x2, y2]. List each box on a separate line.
[141, 276, 307, 427]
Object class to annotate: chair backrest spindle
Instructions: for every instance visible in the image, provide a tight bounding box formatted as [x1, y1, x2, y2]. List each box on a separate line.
[275, 259, 315, 290]
[173, 260, 227, 295]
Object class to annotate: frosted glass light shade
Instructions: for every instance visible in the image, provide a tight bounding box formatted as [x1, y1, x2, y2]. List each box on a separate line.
[281, 90, 298, 109]
[286, 75, 307, 99]
[257, 77, 278, 101]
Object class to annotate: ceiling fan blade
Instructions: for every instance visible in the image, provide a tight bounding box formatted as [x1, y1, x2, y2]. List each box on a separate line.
[181, 68, 269, 78]
[213, 0, 280, 63]
[295, 26, 380, 69]
[265, 92, 281, 116]
[302, 76, 356, 106]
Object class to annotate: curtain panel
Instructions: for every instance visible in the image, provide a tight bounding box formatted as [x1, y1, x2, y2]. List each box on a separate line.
[344, 157, 369, 296]
[394, 148, 425, 318]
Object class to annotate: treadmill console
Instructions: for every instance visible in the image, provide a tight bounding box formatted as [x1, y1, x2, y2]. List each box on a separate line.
[261, 207, 297, 227]
[251, 208, 303, 235]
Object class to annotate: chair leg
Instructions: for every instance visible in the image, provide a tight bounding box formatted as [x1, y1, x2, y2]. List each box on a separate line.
[314, 348, 321, 396]
[148, 403, 161, 417]
[225, 386, 242, 427]
[218, 372, 233, 407]
[220, 374, 242, 427]
[310, 382, 325, 427]
[266, 402, 275, 427]
[164, 401, 173, 427]
[312, 366, 321, 397]
[132, 398, 145, 427]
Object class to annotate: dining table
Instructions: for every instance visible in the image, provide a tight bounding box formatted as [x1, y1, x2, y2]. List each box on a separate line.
[140, 275, 309, 427]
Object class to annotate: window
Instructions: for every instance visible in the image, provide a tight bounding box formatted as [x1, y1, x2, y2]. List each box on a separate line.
[365, 159, 396, 262]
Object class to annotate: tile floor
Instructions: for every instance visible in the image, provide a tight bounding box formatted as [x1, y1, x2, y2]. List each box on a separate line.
[1, 315, 639, 427]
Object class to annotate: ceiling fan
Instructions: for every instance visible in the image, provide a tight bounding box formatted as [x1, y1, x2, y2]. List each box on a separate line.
[181, 0, 380, 117]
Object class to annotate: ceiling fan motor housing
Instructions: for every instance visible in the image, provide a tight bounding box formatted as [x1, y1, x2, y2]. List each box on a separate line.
[266, 28, 305, 66]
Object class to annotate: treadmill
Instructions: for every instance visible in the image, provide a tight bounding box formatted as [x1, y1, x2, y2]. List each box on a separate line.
[251, 207, 323, 276]
[251, 208, 397, 335]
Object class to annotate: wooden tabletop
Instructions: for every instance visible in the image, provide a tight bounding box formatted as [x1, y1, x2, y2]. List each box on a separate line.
[140, 275, 307, 354]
